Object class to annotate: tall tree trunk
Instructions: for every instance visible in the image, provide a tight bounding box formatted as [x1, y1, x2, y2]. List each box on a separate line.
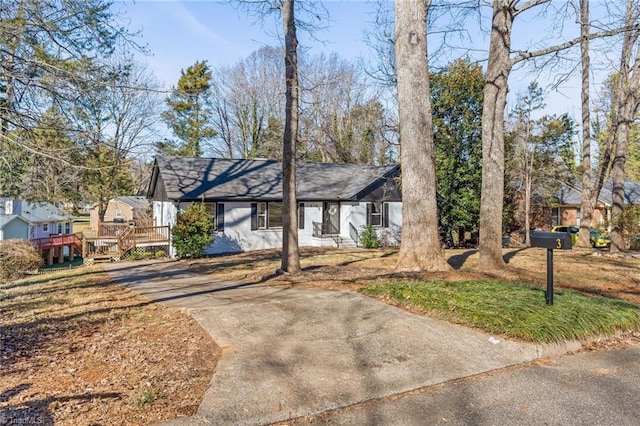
[476, 0, 632, 264]
[280, 0, 301, 273]
[578, 0, 594, 248]
[610, 107, 630, 252]
[478, 0, 514, 270]
[609, 0, 640, 253]
[524, 169, 532, 247]
[394, 0, 450, 272]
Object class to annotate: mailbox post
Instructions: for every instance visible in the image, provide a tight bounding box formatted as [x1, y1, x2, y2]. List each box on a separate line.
[529, 231, 572, 305]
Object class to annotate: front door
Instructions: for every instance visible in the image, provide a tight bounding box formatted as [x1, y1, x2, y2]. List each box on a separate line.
[322, 202, 340, 235]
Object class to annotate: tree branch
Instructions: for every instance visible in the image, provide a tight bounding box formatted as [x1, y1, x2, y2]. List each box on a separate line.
[513, 0, 551, 17]
[511, 25, 639, 65]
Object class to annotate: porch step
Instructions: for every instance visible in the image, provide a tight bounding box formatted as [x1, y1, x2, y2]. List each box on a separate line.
[315, 236, 358, 248]
[339, 238, 358, 248]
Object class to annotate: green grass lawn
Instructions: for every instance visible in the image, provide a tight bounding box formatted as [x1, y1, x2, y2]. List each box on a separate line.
[360, 280, 640, 344]
[73, 216, 91, 233]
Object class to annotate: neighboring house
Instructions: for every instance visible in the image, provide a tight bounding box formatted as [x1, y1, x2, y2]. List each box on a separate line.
[148, 156, 402, 256]
[0, 214, 30, 241]
[0, 198, 75, 241]
[89, 196, 152, 230]
[545, 178, 640, 228]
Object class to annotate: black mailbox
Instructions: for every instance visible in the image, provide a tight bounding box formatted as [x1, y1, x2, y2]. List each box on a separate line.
[530, 231, 572, 250]
[529, 231, 572, 306]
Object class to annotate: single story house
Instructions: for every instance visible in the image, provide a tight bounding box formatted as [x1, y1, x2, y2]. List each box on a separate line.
[0, 198, 75, 241]
[147, 156, 402, 256]
[89, 196, 152, 230]
[545, 178, 640, 228]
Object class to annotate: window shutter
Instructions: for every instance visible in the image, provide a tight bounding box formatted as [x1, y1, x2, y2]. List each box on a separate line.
[383, 203, 389, 228]
[251, 203, 258, 230]
[217, 203, 225, 232]
[298, 202, 304, 230]
[366, 203, 371, 227]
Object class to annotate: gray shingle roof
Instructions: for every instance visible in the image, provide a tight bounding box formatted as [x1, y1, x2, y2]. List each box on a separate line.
[150, 156, 399, 202]
[599, 178, 640, 205]
[0, 214, 28, 229]
[557, 178, 640, 206]
[114, 196, 150, 209]
[553, 183, 585, 205]
[0, 199, 73, 224]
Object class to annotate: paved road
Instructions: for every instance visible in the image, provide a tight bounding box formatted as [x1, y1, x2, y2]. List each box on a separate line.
[103, 259, 639, 425]
[289, 345, 640, 425]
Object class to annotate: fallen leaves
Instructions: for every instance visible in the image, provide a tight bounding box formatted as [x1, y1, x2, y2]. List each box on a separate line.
[1, 265, 220, 425]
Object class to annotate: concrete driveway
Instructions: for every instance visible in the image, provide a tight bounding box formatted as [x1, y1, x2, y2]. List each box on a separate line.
[103, 259, 548, 425]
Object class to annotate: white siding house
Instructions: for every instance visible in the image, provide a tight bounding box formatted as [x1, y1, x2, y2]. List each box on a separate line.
[148, 156, 403, 256]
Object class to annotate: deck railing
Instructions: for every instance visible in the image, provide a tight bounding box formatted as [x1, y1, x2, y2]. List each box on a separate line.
[83, 225, 170, 259]
[83, 238, 120, 258]
[312, 221, 341, 247]
[349, 222, 360, 247]
[131, 225, 170, 243]
[31, 234, 82, 251]
[98, 223, 129, 237]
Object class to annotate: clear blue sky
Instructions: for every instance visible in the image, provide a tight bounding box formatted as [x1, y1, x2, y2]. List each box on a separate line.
[116, 0, 380, 87]
[114, 0, 620, 120]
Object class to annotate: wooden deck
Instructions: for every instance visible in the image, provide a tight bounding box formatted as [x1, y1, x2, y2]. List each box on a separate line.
[31, 234, 83, 266]
[31, 234, 82, 251]
[30, 225, 170, 265]
[82, 225, 170, 264]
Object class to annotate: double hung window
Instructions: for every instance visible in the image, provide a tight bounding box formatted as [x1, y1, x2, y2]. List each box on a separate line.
[366, 202, 389, 228]
[204, 202, 225, 231]
[251, 202, 283, 230]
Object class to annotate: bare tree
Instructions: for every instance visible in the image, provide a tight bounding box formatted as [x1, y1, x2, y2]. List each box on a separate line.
[507, 82, 546, 246]
[0, 0, 141, 199]
[70, 58, 161, 222]
[281, 0, 301, 273]
[232, 0, 331, 273]
[210, 46, 285, 159]
[477, 0, 631, 270]
[506, 84, 576, 243]
[574, 0, 640, 252]
[576, 0, 594, 248]
[609, 0, 640, 253]
[299, 52, 388, 164]
[394, 0, 450, 272]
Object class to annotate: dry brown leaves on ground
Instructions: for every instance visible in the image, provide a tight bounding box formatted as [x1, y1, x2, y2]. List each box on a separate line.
[0, 266, 220, 426]
[185, 247, 640, 303]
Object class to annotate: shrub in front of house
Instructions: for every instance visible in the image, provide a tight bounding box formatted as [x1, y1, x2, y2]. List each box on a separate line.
[0, 239, 44, 282]
[360, 225, 380, 249]
[171, 202, 216, 258]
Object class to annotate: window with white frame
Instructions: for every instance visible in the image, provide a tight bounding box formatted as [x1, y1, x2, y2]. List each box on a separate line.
[256, 202, 267, 229]
[204, 202, 216, 230]
[252, 202, 283, 229]
[203, 202, 224, 231]
[369, 203, 383, 227]
[115, 208, 123, 218]
[367, 202, 389, 228]
[42, 223, 49, 233]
